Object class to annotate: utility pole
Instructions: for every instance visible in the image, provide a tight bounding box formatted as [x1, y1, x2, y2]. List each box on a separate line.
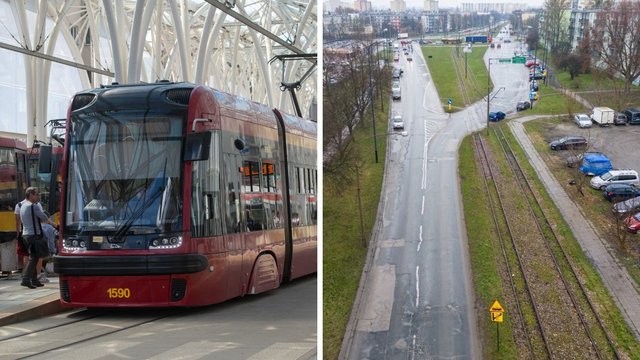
[367, 45, 379, 163]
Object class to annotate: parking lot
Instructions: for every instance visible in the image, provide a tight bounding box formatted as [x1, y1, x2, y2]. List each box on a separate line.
[543, 120, 640, 172]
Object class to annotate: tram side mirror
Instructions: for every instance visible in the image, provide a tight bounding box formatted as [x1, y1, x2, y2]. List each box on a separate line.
[39, 145, 52, 173]
[184, 132, 211, 161]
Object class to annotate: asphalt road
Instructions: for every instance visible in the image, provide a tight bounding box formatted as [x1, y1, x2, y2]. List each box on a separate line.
[0, 275, 316, 359]
[343, 33, 534, 359]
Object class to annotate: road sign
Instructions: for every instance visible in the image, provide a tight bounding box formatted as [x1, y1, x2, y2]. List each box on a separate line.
[448, 98, 452, 104]
[512, 56, 526, 64]
[490, 299, 505, 323]
[498, 58, 511, 63]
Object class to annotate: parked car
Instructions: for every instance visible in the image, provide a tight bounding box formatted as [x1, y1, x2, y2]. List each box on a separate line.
[392, 115, 404, 129]
[392, 68, 403, 79]
[614, 112, 628, 125]
[612, 196, 640, 214]
[525, 59, 539, 67]
[590, 169, 640, 189]
[549, 135, 587, 150]
[516, 101, 531, 111]
[529, 71, 545, 80]
[530, 80, 539, 91]
[407, 55, 412, 61]
[488, 111, 506, 122]
[579, 152, 612, 176]
[624, 212, 640, 233]
[574, 114, 592, 128]
[602, 183, 640, 202]
[623, 108, 640, 125]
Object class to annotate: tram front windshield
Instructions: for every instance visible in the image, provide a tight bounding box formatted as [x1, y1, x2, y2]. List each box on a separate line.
[65, 112, 183, 235]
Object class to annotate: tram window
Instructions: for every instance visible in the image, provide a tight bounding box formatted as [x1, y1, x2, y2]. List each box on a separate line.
[191, 132, 222, 237]
[0, 148, 15, 166]
[225, 154, 241, 233]
[242, 160, 260, 193]
[262, 162, 276, 193]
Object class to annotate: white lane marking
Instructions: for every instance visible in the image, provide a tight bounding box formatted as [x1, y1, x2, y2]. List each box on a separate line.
[421, 195, 425, 215]
[411, 334, 417, 360]
[415, 266, 420, 308]
[417, 225, 423, 252]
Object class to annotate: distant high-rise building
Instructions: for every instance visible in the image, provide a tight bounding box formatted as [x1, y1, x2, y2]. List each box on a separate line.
[324, 0, 353, 12]
[354, 0, 372, 12]
[424, 0, 438, 12]
[390, 0, 406, 12]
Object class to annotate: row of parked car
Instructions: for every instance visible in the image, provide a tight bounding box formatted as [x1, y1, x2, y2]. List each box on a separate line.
[549, 135, 640, 232]
[573, 107, 640, 128]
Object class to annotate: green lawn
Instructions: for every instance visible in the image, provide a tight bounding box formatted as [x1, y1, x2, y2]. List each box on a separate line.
[422, 45, 489, 111]
[323, 90, 389, 360]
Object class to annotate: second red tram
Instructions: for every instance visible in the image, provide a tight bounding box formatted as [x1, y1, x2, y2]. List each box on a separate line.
[52, 82, 317, 307]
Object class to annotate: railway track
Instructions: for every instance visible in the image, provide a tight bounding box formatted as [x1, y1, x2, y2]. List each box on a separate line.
[472, 128, 621, 359]
[0, 309, 174, 359]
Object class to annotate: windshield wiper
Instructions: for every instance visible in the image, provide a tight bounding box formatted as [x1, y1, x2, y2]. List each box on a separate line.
[112, 184, 165, 242]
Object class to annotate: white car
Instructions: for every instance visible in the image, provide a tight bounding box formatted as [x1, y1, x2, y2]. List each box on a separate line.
[574, 114, 592, 128]
[392, 115, 404, 129]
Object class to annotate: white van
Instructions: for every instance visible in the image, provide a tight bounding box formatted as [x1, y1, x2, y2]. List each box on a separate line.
[590, 169, 640, 189]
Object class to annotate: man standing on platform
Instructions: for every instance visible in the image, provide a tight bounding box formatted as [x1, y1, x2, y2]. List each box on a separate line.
[18, 187, 53, 289]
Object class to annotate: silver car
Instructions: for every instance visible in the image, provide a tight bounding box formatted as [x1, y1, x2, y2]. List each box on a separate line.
[392, 115, 404, 129]
[574, 114, 592, 128]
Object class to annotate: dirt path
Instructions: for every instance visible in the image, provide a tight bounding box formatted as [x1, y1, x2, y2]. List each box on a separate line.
[508, 116, 640, 340]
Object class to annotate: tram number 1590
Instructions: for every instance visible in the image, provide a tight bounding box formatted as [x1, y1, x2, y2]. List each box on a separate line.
[107, 288, 131, 299]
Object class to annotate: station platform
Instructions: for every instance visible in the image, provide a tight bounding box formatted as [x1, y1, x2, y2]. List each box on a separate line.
[0, 271, 65, 326]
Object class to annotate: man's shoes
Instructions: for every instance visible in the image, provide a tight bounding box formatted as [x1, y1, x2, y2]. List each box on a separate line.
[20, 281, 36, 289]
[32, 280, 45, 287]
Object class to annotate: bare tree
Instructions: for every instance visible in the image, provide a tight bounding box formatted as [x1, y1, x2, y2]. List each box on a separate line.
[557, 53, 583, 80]
[591, 0, 640, 94]
[577, 31, 592, 73]
[543, 0, 571, 55]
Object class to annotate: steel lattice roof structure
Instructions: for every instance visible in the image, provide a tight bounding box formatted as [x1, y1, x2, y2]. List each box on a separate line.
[1, 0, 316, 144]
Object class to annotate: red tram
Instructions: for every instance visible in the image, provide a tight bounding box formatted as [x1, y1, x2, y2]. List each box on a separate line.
[51, 82, 317, 307]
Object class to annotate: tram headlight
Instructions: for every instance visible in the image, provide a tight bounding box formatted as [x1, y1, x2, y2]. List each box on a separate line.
[149, 235, 182, 249]
[63, 238, 85, 250]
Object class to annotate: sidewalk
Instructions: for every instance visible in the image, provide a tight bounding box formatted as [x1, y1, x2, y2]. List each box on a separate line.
[0, 271, 66, 326]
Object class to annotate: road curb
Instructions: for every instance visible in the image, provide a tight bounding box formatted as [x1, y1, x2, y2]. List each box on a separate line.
[0, 294, 66, 327]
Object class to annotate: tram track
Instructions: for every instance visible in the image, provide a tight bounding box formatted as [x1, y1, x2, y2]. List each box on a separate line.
[472, 128, 621, 359]
[0, 309, 174, 359]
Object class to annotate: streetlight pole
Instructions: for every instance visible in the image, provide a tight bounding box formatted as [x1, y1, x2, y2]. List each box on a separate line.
[367, 45, 379, 163]
[487, 58, 493, 135]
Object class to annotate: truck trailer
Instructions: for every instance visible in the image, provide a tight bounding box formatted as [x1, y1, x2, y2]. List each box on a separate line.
[465, 35, 488, 43]
[591, 107, 615, 126]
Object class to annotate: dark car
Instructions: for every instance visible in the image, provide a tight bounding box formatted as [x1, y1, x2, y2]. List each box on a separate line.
[516, 101, 531, 111]
[392, 68, 403, 79]
[623, 108, 640, 125]
[612, 195, 640, 214]
[529, 71, 545, 80]
[603, 183, 640, 202]
[549, 135, 587, 150]
[488, 111, 506, 122]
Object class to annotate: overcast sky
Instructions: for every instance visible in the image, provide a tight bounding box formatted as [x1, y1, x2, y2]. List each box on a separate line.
[368, 0, 545, 9]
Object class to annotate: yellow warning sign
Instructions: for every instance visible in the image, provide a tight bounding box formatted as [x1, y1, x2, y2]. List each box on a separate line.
[489, 299, 505, 323]
[490, 300, 504, 312]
